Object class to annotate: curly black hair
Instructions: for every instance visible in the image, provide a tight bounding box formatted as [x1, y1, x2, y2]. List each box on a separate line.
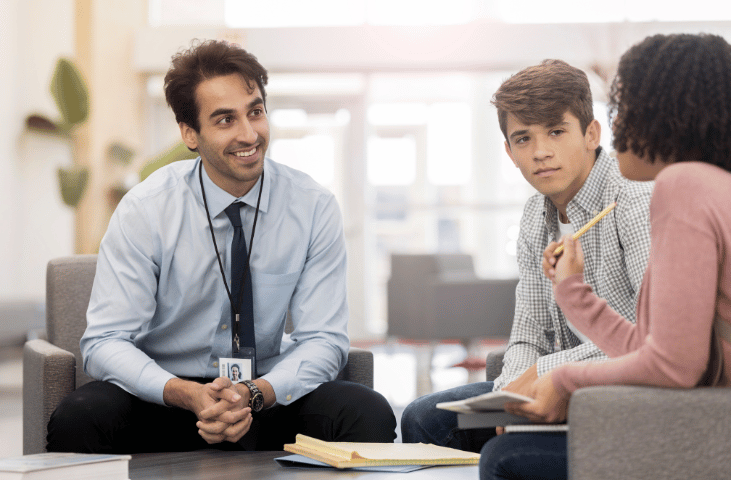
[608, 33, 731, 171]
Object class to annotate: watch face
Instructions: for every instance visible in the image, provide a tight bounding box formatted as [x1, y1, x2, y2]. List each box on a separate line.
[251, 393, 264, 412]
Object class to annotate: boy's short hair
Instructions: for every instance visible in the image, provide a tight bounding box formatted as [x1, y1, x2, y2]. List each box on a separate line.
[164, 39, 268, 133]
[492, 59, 594, 142]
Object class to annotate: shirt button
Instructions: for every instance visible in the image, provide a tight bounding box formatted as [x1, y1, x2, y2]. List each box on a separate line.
[286, 394, 292, 401]
[221, 324, 228, 330]
[213, 362, 218, 368]
[592, 210, 598, 215]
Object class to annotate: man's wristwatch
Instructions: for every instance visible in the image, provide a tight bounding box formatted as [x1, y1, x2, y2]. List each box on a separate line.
[242, 380, 264, 412]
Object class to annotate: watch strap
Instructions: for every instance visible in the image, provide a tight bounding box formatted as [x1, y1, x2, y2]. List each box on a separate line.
[242, 380, 263, 411]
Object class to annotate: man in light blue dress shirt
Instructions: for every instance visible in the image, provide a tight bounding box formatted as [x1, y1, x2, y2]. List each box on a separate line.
[46, 39, 396, 453]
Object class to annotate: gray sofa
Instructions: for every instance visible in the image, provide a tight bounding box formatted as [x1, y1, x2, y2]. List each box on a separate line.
[23, 255, 374, 454]
[485, 349, 731, 479]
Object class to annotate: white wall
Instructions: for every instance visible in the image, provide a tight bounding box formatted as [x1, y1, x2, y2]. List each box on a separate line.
[0, 0, 22, 300]
[0, 0, 76, 302]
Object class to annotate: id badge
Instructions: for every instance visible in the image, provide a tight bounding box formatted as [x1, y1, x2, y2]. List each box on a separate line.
[219, 347, 255, 383]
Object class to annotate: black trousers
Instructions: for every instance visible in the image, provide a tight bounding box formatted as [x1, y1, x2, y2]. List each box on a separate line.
[46, 379, 397, 454]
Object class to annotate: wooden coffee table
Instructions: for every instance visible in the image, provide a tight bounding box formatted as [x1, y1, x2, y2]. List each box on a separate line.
[130, 450, 479, 479]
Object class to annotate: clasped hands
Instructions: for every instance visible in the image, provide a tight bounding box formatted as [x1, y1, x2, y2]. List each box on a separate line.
[499, 235, 585, 425]
[193, 377, 253, 444]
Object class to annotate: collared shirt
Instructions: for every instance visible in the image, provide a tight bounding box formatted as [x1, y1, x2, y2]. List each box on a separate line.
[556, 220, 591, 344]
[493, 148, 653, 391]
[81, 157, 349, 406]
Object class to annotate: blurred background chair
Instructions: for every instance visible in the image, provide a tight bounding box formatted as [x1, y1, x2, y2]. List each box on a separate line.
[388, 254, 517, 341]
[387, 253, 517, 395]
[0, 301, 45, 348]
[23, 255, 374, 454]
[484, 348, 731, 479]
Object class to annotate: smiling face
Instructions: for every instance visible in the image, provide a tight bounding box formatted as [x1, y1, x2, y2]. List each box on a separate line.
[180, 73, 270, 197]
[505, 112, 600, 217]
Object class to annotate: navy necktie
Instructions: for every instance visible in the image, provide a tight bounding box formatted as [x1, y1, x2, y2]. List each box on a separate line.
[224, 203, 256, 355]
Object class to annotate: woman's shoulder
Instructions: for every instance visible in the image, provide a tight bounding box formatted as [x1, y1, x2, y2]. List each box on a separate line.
[652, 162, 731, 225]
[655, 161, 731, 198]
[658, 161, 729, 184]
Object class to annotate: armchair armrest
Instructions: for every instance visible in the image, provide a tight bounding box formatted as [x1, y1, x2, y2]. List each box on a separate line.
[23, 339, 76, 454]
[568, 385, 731, 480]
[336, 347, 373, 389]
[485, 347, 506, 382]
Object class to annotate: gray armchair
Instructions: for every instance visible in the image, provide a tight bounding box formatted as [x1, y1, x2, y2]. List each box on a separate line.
[485, 349, 731, 479]
[388, 254, 518, 340]
[23, 255, 374, 454]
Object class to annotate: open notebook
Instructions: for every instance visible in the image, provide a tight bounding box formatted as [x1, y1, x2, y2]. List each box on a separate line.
[283, 434, 480, 469]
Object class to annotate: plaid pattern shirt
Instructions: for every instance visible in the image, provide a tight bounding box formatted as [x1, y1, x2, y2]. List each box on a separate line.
[493, 148, 653, 391]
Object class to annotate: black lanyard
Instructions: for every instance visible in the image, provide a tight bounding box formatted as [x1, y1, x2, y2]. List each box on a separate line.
[199, 161, 263, 350]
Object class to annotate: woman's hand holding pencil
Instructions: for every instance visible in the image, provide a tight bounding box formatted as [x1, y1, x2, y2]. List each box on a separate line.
[542, 202, 617, 285]
[543, 235, 584, 285]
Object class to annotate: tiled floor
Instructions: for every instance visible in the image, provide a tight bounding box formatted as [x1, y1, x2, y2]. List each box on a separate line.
[0, 340, 504, 458]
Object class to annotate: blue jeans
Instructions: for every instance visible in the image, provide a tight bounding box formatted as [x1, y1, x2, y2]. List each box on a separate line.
[480, 433, 567, 480]
[400, 382, 496, 452]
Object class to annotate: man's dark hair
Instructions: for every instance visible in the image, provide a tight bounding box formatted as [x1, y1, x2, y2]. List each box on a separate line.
[492, 59, 594, 142]
[609, 33, 731, 170]
[164, 39, 269, 133]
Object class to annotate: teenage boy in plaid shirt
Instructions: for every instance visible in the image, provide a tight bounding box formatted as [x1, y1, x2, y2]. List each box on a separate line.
[400, 59, 653, 452]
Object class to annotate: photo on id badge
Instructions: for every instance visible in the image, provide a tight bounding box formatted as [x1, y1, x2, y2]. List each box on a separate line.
[219, 358, 252, 384]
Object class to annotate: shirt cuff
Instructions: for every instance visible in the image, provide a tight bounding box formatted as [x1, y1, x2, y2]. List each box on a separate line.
[135, 368, 177, 406]
[261, 367, 302, 406]
[536, 355, 554, 378]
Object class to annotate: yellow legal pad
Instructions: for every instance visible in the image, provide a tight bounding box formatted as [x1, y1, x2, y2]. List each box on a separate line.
[283, 434, 480, 469]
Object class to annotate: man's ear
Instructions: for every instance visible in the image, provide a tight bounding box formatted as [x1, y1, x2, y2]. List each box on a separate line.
[179, 122, 199, 152]
[585, 119, 601, 151]
[504, 140, 518, 167]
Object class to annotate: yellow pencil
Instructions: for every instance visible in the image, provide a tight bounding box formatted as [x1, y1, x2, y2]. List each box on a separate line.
[553, 202, 617, 256]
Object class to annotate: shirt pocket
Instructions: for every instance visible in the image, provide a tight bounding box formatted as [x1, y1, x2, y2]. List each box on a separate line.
[252, 271, 301, 352]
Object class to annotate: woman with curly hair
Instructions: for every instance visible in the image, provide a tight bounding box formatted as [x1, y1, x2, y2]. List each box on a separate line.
[479, 32, 731, 480]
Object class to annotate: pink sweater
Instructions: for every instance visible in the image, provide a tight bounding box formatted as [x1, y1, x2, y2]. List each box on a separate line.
[552, 161, 731, 395]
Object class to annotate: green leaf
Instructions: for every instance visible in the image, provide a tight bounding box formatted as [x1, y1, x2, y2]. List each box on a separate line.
[50, 58, 89, 128]
[107, 142, 135, 164]
[58, 165, 89, 207]
[139, 142, 198, 181]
